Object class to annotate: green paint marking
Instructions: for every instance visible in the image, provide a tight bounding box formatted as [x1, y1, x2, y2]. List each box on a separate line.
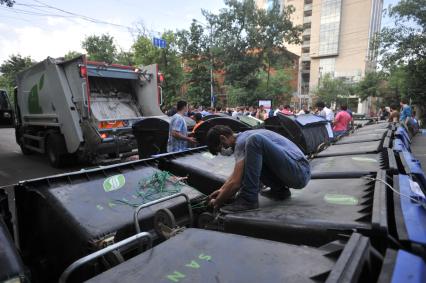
[324, 194, 359, 205]
[185, 260, 200, 269]
[103, 174, 126, 192]
[351, 157, 378, 163]
[199, 253, 212, 261]
[166, 271, 186, 282]
[202, 152, 215, 159]
[108, 202, 116, 208]
[96, 204, 104, 210]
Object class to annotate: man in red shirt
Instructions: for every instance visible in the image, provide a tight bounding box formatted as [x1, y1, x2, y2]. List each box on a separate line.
[333, 105, 352, 137]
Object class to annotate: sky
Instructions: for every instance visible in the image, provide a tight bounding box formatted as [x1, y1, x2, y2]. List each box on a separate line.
[0, 0, 401, 63]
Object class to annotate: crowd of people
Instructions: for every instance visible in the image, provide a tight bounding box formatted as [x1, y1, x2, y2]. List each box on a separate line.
[165, 98, 419, 153]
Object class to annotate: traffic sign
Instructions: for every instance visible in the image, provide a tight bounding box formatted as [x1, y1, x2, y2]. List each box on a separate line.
[153, 37, 167, 48]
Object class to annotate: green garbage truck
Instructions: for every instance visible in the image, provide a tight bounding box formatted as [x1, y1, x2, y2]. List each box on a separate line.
[14, 55, 164, 167]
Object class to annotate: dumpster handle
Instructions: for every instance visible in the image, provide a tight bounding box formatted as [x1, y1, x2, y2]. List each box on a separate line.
[59, 231, 152, 283]
[158, 86, 163, 106]
[134, 192, 193, 235]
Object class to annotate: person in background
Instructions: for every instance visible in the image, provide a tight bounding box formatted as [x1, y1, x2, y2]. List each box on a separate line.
[256, 105, 267, 121]
[316, 102, 334, 121]
[388, 105, 400, 123]
[268, 106, 275, 118]
[281, 105, 293, 115]
[192, 112, 204, 134]
[400, 98, 412, 125]
[378, 106, 389, 121]
[206, 126, 311, 213]
[297, 105, 309, 115]
[201, 107, 211, 117]
[274, 105, 284, 116]
[167, 100, 197, 152]
[333, 105, 352, 137]
[251, 106, 258, 117]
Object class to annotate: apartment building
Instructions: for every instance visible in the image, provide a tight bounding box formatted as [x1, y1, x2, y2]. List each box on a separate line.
[257, 0, 383, 113]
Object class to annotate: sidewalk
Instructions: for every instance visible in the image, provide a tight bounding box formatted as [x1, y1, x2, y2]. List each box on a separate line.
[411, 129, 426, 168]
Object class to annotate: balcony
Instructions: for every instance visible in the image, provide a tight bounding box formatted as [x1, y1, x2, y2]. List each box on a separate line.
[304, 3, 312, 11]
[302, 41, 310, 48]
[302, 28, 311, 36]
[301, 53, 311, 61]
[303, 16, 312, 24]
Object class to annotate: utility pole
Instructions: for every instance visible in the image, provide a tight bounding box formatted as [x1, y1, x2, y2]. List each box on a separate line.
[209, 24, 214, 108]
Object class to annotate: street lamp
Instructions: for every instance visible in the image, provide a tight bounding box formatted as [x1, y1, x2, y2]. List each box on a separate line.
[194, 19, 214, 108]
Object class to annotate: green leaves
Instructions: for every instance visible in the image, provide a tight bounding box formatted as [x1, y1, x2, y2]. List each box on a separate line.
[81, 34, 117, 63]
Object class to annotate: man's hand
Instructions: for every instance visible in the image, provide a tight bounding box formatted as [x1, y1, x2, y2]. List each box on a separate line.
[187, 136, 197, 144]
[208, 189, 221, 207]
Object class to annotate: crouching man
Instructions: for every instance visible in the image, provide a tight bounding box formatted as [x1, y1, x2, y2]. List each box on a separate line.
[206, 126, 311, 213]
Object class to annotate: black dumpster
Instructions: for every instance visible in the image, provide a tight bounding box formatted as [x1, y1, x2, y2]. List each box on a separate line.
[158, 148, 234, 195]
[85, 229, 379, 283]
[132, 116, 196, 158]
[316, 139, 388, 158]
[0, 218, 28, 282]
[353, 118, 373, 128]
[310, 149, 398, 178]
[15, 160, 204, 282]
[335, 130, 387, 145]
[264, 113, 330, 154]
[377, 249, 426, 282]
[221, 171, 388, 248]
[193, 117, 251, 146]
[392, 174, 426, 254]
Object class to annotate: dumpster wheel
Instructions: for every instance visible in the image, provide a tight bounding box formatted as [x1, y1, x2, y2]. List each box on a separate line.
[154, 208, 177, 239]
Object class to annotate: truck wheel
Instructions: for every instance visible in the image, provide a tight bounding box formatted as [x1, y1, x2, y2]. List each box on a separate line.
[46, 133, 67, 168]
[20, 143, 33, 155]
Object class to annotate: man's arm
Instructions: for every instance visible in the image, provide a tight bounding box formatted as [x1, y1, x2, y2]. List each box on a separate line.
[209, 159, 244, 208]
[171, 130, 195, 142]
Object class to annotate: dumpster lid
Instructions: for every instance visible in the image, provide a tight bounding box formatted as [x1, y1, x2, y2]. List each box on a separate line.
[316, 140, 384, 157]
[378, 249, 426, 283]
[393, 174, 426, 246]
[293, 113, 328, 126]
[224, 171, 388, 235]
[86, 229, 371, 283]
[335, 131, 387, 145]
[310, 149, 397, 178]
[18, 162, 203, 240]
[0, 218, 27, 281]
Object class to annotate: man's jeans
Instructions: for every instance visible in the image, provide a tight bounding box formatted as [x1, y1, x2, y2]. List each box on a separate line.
[240, 134, 311, 203]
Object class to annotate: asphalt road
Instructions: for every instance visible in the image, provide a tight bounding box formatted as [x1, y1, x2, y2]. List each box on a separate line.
[0, 127, 78, 187]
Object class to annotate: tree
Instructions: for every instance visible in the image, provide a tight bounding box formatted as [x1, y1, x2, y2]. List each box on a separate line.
[64, 51, 83, 60]
[133, 31, 184, 107]
[377, 0, 426, 110]
[313, 74, 352, 105]
[0, 54, 35, 103]
[116, 50, 135, 66]
[82, 34, 117, 63]
[0, 0, 14, 7]
[203, 0, 302, 94]
[176, 21, 212, 106]
[356, 72, 384, 101]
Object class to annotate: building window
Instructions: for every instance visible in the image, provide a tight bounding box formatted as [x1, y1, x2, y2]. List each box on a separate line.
[319, 0, 342, 56]
[319, 58, 336, 76]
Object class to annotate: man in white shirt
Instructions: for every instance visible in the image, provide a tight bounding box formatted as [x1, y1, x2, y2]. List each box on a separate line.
[316, 101, 334, 139]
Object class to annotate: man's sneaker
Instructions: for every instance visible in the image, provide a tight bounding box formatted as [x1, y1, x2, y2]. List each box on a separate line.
[220, 197, 259, 214]
[260, 188, 291, 200]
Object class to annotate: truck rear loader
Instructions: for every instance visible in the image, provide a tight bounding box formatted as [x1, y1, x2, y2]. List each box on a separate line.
[14, 55, 164, 167]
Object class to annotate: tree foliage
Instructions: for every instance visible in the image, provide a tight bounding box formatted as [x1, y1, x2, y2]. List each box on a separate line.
[313, 74, 353, 105]
[64, 51, 83, 60]
[133, 31, 184, 107]
[82, 34, 117, 63]
[377, 0, 425, 107]
[0, 0, 14, 7]
[0, 54, 35, 103]
[176, 21, 212, 106]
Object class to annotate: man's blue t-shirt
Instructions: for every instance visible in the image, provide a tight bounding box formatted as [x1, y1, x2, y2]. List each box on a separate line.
[234, 129, 306, 162]
[167, 113, 188, 152]
[400, 104, 412, 122]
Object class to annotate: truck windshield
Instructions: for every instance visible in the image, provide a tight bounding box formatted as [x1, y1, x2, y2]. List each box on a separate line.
[0, 91, 10, 110]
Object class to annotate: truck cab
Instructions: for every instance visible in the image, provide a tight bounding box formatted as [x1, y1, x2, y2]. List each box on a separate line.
[0, 89, 14, 127]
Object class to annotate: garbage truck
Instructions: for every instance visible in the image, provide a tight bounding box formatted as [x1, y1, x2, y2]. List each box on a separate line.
[14, 55, 164, 167]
